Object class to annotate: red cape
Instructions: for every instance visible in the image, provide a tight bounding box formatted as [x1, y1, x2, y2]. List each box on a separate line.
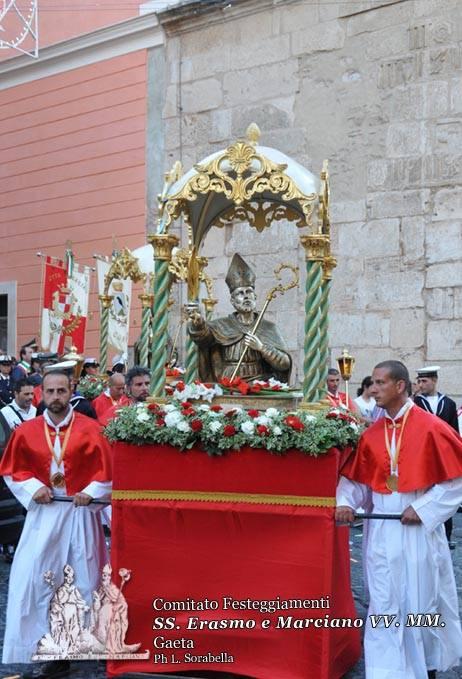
[341, 405, 462, 494]
[0, 412, 112, 495]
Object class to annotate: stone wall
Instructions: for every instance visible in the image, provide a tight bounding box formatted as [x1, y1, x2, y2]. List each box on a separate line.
[154, 0, 462, 401]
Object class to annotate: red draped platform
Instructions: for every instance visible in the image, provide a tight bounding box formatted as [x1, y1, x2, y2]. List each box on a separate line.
[108, 444, 361, 679]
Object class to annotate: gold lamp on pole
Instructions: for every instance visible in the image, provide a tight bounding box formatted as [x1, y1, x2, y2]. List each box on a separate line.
[337, 348, 355, 406]
[62, 345, 85, 382]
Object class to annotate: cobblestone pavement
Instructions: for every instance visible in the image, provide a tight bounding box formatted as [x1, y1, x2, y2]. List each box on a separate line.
[1, 514, 462, 679]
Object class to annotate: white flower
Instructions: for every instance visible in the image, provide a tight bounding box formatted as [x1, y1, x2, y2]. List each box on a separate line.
[272, 426, 282, 436]
[198, 404, 211, 411]
[303, 415, 316, 423]
[177, 420, 191, 433]
[164, 403, 177, 412]
[350, 422, 359, 432]
[265, 407, 279, 419]
[208, 411, 221, 418]
[136, 411, 150, 423]
[241, 421, 255, 435]
[165, 411, 183, 427]
[208, 420, 222, 433]
[255, 415, 270, 426]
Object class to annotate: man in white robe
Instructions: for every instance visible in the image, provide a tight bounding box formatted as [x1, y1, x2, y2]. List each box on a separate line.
[336, 360, 462, 679]
[0, 370, 112, 679]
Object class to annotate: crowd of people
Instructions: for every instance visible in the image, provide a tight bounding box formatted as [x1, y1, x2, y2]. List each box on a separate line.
[1, 340, 462, 678]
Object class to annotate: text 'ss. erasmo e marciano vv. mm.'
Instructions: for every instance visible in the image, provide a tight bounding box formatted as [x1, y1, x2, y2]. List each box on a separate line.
[150, 596, 446, 665]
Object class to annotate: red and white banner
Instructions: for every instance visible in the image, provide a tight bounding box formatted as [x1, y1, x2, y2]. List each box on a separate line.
[41, 257, 91, 354]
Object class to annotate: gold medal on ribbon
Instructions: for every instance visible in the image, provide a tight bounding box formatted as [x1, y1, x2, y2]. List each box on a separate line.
[385, 474, 398, 492]
[384, 404, 412, 493]
[44, 414, 75, 490]
[50, 472, 66, 488]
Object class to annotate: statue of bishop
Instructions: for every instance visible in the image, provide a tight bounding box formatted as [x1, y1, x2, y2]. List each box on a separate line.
[187, 253, 291, 383]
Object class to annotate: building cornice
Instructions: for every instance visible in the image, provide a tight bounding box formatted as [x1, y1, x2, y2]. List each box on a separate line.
[158, 0, 290, 36]
[0, 12, 164, 90]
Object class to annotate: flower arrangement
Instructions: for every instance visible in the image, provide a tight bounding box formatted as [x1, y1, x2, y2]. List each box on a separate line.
[104, 400, 361, 457]
[78, 374, 106, 400]
[220, 376, 292, 396]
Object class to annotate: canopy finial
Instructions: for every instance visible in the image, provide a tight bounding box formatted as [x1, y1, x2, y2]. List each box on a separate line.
[246, 122, 261, 145]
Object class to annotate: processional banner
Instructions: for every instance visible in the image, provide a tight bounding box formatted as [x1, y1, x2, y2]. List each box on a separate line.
[41, 257, 91, 353]
[96, 258, 132, 355]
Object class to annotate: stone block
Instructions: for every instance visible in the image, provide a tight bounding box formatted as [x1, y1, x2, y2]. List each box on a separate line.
[231, 102, 292, 137]
[427, 320, 462, 360]
[291, 21, 345, 56]
[426, 221, 462, 263]
[433, 187, 462, 220]
[424, 81, 449, 118]
[329, 312, 366, 347]
[209, 109, 232, 143]
[364, 314, 391, 346]
[401, 217, 425, 263]
[181, 78, 222, 114]
[426, 261, 462, 288]
[273, 310, 299, 352]
[200, 225, 227, 258]
[338, 219, 400, 258]
[386, 122, 424, 158]
[233, 34, 291, 71]
[429, 120, 462, 154]
[450, 77, 462, 113]
[454, 287, 462, 317]
[357, 270, 424, 310]
[388, 83, 425, 121]
[163, 84, 178, 119]
[164, 117, 180, 150]
[365, 24, 409, 61]
[346, 1, 412, 37]
[280, 2, 319, 33]
[390, 308, 425, 348]
[330, 312, 390, 347]
[223, 61, 298, 107]
[226, 222, 298, 257]
[330, 200, 366, 223]
[426, 287, 454, 319]
[367, 190, 430, 219]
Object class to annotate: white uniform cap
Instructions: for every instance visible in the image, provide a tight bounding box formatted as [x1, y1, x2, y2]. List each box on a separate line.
[43, 360, 77, 374]
[416, 365, 440, 378]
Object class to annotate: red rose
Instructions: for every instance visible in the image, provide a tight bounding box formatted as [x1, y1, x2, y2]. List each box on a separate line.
[156, 418, 166, 427]
[191, 419, 203, 432]
[221, 377, 231, 387]
[223, 424, 236, 437]
[181, 401, 191, 408]
[147, 402, 159, 412]
[237, 381, 250, 395]
[225, 409, 237, 418]
[210, 404, 223, 412]
[284, 415, 305, 431]
[271, 385, 282, 391]
[247, 409, 259, 418]
[182, 408, 195, 417]
[165, 386, 174, 396]
[175, 381, 185, 392]
[257, 424, 269, 435]
[250, 383, 262, 393]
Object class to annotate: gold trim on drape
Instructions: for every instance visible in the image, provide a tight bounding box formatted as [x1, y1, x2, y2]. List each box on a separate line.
[112, 490, 335, 507]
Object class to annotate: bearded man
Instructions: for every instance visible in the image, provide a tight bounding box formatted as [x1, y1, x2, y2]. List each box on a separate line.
[0, 370, 111, 678]
[187, 253, 291, 383]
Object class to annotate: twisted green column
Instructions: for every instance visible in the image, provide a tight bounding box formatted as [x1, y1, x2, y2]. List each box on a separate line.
[98, 294, 113, 373]
[185, 332, 198, 383]
[300, 235, 329, 403]
[148, 234, 179, 397]
[138, 293, 154, 368]
[315, 256, 337, 400]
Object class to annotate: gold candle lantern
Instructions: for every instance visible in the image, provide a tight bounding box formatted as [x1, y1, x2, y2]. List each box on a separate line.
[336, 348, 355, 405]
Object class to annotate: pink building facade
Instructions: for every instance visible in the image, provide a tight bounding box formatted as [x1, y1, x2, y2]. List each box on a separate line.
[0, 2, 165, 360]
